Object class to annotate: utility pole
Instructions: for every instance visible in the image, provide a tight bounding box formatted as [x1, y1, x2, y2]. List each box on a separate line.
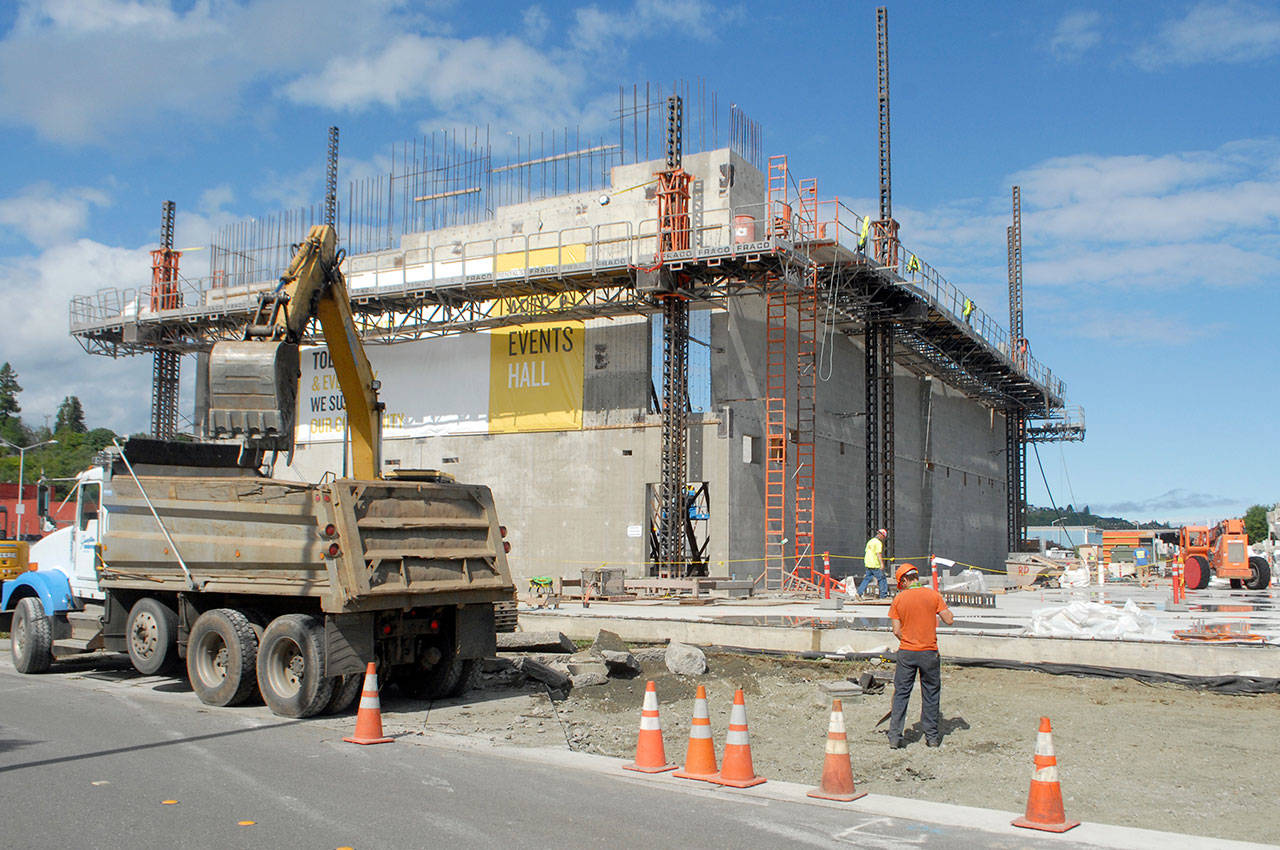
[1, 437, 56, 538]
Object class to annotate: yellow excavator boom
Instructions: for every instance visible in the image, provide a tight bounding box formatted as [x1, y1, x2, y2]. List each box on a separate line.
[206, 224, 382, 480]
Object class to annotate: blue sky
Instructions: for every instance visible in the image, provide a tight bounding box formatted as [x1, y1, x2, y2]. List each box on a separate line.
[0, 0, 1276, 523]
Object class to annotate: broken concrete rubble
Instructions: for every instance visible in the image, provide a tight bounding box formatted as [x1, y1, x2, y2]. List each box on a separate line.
[664, 641, 708, 675]
[510, 657, 572, 691]
[600, 649, 641, 677]
[496, 630, 576, 653]
[589, 629, 631, 654]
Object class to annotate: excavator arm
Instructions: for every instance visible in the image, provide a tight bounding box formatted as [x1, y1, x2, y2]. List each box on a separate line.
[206, 224, 382, 479]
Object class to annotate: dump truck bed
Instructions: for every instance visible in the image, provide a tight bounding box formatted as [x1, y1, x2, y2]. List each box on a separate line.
[99, 465, 514, 613]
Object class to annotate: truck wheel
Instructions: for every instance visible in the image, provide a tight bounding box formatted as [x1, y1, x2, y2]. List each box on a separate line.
[126, 598, 180, 675]
[12, 596, 54, 674]
[257, 614, 333, 718]
[1246, 556, 1271, 590]
[323, 673, 364, 714]
[1184, 555, 1211, 590]
[187, 608, 260, 707]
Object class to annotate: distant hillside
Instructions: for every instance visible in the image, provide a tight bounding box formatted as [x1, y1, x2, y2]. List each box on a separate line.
[1026, 505, 1169, 530]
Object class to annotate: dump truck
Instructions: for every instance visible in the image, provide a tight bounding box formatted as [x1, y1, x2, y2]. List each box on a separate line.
[1177, 518, 1269, 590]
[1, 224, 516, 717]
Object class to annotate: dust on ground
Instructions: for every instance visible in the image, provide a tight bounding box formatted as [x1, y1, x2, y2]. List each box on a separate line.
[370, 649, 1280, 844]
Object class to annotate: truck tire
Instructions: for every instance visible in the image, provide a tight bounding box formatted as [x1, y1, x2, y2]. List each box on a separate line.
[1246, 556, 1271, 590]
[1184, 555, 1211, 590]
[12, 596, 54, 674]
[323, 673, 364, 715]
[257, 614, 333, 718]
[187, 608, 260, 707]
[126, 597, 180, 675]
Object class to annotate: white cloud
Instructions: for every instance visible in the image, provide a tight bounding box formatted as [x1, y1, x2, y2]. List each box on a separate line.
[0, 238, 156, 432]
[284, 33, 580, 125]
[1049, 11, 1102, 59]
[895, 138, 1280, 294]
[1133, 1, 1280, 69]
[572, 0, 716, 47]
[523, 5, 551, 42]
[1055, 310, 1220, 344]
[0, 184, 109, 248]
[1092, 489, 1240, 519]
[0, 0, 411, 143]
[0, 0, 724, 146]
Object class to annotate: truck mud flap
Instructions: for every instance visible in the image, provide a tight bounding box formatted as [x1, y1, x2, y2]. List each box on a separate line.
[325, 612, 375, 676]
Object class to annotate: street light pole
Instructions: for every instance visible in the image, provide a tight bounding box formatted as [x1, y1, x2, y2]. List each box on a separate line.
[2, 438, 57, 538]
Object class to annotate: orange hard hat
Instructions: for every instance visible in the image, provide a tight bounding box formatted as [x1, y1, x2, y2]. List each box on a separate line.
[895, 563, 918, 587]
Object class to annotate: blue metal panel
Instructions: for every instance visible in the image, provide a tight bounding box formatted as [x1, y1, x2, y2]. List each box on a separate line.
[0, 569, 75, 613]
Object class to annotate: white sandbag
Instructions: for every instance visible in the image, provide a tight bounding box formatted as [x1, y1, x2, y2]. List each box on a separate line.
[1059, 563, 1091, 588]
[1030, 599, 1157, 639]
[940, 569, 988, 593]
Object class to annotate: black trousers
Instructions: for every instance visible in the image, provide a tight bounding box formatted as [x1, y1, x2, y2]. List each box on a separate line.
[889, 649, 941, 743]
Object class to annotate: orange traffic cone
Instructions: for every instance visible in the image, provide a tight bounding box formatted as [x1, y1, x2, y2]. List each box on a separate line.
[673, 684, 718, 781]
[623, 680, 677, 773]
[1011, 717, 1079, 833]
[343, 662, 393, 745]
[807, 699, 866, 802]
[712, 688, 765, 788]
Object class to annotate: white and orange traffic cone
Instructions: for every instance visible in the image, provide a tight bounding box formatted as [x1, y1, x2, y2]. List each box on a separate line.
[1011, 716, 1080, 833]
[712, 688, 765, 788]
[343, 662, 393, 746]
[623, 680, 677, 773]
[673, 684, 718, 781]
[807, 699, 866, 802]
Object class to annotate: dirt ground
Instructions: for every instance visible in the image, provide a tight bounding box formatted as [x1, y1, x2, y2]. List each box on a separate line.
[373, 648, 1280, 844]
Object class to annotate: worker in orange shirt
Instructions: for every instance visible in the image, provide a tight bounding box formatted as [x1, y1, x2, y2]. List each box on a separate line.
[886, 563, 954, 748]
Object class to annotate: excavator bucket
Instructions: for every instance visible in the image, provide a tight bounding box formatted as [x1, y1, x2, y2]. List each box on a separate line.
[207, 340, 300, 451]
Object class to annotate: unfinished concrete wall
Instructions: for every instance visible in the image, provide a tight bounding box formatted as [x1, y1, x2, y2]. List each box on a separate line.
[286, 147, 1013, 587]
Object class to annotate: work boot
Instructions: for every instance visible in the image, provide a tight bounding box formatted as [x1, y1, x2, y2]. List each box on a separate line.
[926, 738, 941, 748]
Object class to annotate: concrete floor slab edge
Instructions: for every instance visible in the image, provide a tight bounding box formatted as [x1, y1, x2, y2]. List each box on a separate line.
[406, 730, 1269, 849]
[520, 611, 1280, 677]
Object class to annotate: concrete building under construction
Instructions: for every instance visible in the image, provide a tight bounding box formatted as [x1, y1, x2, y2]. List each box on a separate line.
[69, 76, 1083, 591]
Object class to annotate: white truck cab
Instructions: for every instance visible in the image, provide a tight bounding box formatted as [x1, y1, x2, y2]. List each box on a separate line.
[28, 464, 107, 602]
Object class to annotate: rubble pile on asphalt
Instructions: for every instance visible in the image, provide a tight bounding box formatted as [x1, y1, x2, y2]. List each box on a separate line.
[484, 629, 706, 692]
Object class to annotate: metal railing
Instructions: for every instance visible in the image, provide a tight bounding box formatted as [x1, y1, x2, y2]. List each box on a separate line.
[68, 198, 1064, 402]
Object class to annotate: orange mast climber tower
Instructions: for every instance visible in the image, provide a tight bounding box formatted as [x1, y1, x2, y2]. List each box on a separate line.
[654, 95, 695, 576]
[149, 200, 181, 439]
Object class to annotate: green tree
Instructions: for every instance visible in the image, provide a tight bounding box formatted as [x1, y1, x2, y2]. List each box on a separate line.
[0, 362, 20, 422]
[54, 396, 87, 434]
[1243, 504, 1269, 544]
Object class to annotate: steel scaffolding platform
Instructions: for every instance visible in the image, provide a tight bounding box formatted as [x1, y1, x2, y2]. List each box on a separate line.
[69, 205, 1068, 417]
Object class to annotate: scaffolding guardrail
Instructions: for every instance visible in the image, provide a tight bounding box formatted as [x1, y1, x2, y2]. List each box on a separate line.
[68, 198, 1064, 403]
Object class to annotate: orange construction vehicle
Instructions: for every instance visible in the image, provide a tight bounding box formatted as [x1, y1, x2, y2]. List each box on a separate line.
[1178, 519, 1270, 590]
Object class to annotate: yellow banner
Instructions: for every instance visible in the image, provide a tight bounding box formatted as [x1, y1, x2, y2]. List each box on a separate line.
[488, 320, 583, 433]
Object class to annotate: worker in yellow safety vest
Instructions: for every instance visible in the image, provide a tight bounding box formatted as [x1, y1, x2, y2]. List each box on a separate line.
[858, 216, 872, 252]
[856, 528, 889, 599]
[962, 298, 975, 322]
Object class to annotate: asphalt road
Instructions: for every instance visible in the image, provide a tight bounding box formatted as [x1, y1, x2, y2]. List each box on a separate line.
[0, 650, 1091, 849]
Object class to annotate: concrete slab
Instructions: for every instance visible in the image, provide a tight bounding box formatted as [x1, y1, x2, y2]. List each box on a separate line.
[520, 579, 1280, 678]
